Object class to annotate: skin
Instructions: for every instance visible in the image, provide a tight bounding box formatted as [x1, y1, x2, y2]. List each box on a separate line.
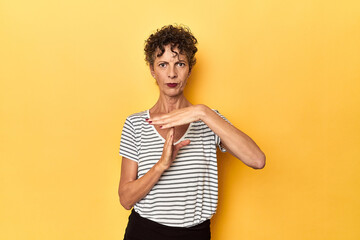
[118, 45, 266, 210]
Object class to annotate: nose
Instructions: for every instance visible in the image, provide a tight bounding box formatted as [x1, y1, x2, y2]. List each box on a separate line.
[168, 65, 177, 79]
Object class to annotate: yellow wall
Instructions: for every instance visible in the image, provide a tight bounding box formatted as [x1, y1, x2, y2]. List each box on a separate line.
[1, 0, 359, 239]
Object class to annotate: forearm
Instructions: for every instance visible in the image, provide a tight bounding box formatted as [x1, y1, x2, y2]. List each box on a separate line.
[199, 105, 266, 169]
[119, 162, 166, 210]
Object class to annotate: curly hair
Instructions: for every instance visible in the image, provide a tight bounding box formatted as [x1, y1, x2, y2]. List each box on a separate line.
[144, 25, 198, 71]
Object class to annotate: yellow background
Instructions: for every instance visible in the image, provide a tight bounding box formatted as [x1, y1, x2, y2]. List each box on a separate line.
[1, 0, 360, 239]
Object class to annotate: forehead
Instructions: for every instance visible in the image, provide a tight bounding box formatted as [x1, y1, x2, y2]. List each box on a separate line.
[154, 45, 188, 62]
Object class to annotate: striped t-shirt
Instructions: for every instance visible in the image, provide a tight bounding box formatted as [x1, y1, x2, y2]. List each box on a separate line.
[119, 109, 229, 227]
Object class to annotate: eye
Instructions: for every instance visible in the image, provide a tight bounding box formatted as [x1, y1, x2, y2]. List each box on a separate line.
[158, 63, 167, 68]
[177, 62, 186, 67]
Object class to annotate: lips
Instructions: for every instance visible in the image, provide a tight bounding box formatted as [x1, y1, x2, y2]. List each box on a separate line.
[166, 83, 178, 88]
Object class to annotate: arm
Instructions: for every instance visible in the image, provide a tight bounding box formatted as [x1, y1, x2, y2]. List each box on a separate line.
[118, 128, 190, 210]
[148, 105, 266, 169]
[200, 105, 265, 169]
[118, 157, 165, 210]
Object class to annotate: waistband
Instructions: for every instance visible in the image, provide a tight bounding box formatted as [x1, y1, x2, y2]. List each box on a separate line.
[130, 209, 210, 230]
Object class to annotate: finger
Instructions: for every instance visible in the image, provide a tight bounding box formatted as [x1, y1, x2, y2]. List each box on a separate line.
[149, 109, 184, 123]
[160, 120, 186, 129]
[164, 128, 174, 145]
[149, 117, 173, 126]
[159, 124, 173, 129]
[168, 127, 174, 138]
[149, 109, 194, 127]
[157, 117, 190, 128]
[163, 129, 173, 151]
[160, 129, 175, 169]
[149, 114, 170, 121]
[149, 113, 172, 123]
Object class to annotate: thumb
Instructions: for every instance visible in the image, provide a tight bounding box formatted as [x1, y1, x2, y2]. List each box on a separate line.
[172, 140, 191, 158]
[175, 139, 191, 150]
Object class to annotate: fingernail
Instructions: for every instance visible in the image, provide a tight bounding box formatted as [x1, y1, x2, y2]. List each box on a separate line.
[145, 118, 149, 121]
[148, 121, 152, 124]
[159, 126, 162, 128]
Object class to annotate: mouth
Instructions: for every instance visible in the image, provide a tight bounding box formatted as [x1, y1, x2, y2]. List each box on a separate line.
[166, 83, 178, 88]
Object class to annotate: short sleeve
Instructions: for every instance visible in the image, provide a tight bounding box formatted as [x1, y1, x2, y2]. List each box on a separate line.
[213, 110, 232, 153]
[119, 117, 139, 163]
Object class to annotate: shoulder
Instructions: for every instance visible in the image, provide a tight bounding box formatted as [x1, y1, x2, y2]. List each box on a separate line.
[211, 109, 223, 117]
[126, 110, 148, 120]
[212, 109, 220, 114]
[211, 109, 231, 124]
[125, 110, 148, 125]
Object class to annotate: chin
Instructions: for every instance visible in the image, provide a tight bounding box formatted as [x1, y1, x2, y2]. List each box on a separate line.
[164, 90, 183, 98]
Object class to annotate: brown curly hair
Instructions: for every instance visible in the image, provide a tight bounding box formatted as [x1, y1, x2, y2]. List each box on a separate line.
[144, 25, 198, 71]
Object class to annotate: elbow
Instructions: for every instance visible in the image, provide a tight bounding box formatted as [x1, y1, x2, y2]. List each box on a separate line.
[119, 197, 133, 210]
[252, 152, 266, 169]
[119, 191, 133, 210]
[120, 200, 133, 210]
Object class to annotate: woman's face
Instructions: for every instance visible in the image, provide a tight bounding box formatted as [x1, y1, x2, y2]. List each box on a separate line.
[150, 45, 190, 98]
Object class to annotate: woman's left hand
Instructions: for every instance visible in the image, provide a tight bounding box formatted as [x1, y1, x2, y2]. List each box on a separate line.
[147, 105, 206, 129]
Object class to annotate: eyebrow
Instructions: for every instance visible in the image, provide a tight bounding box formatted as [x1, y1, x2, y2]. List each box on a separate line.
[156, 59, 187, 64]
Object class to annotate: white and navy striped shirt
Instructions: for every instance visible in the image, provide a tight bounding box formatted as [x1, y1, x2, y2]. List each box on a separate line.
[119, 109, 229, 227]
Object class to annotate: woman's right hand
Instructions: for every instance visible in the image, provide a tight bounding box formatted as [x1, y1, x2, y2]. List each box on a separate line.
[157, 128, 190, 171]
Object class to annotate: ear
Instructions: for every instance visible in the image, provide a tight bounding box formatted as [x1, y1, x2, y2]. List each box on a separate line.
[149, 65, 155, 78]
[187, 69, 192, 79]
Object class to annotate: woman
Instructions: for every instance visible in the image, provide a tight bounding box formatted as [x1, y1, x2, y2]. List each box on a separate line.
[118, 25, 265, 240]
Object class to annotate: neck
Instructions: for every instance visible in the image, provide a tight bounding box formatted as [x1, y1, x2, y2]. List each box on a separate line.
[151, 93, 191, 113]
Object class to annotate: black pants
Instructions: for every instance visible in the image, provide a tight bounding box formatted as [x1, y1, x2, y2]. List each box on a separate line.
[124, 209, 211, 240]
